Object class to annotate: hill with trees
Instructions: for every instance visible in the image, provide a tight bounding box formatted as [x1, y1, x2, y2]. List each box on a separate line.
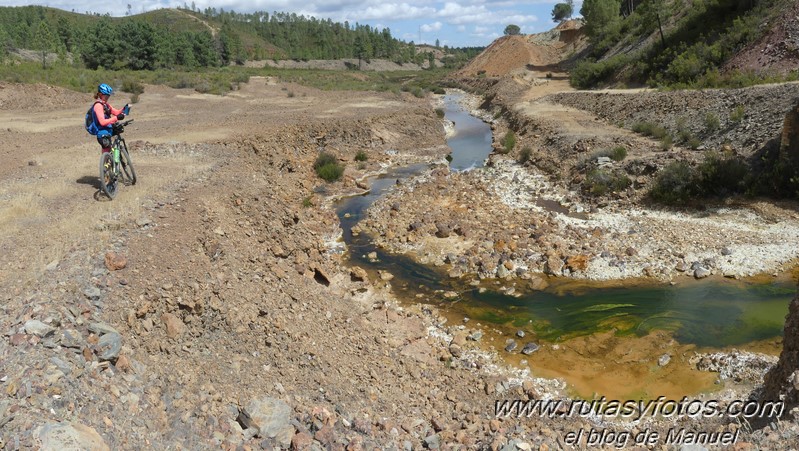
[571, 0, 799, 89]
[0, 6, 481, 71]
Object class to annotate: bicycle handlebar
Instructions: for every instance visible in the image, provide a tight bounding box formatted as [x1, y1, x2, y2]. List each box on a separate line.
[112, 119, 134, 135]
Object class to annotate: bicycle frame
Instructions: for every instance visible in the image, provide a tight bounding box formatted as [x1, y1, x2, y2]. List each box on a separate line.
[98, 119, 135, 199]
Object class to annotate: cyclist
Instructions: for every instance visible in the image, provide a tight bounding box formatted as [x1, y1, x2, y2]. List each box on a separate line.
[90, 83, 127, 155]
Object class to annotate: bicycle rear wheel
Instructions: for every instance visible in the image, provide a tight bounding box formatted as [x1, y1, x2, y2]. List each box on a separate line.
[99, 152, 118, 199]
[118, 139, 137, 185]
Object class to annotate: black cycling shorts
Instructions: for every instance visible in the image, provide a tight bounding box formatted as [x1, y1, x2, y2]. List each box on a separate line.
[97, 135, 112, 148]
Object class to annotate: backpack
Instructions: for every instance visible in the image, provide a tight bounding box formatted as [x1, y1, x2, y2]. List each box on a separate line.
[85, 100, 110, 136]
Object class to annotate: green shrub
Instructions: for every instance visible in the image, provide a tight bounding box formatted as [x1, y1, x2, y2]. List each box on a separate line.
[130, 93, 140, 104]
[302, 196, 314, 208]
[651, 126, 669, 140]
[610, 146, 627, 161]
[518, 146, 532, 164]
[730, 105, 745, 123]
[584, 169, 631, 196]
[233, 72, 250, 84]
[355, 150, 368, 162]
[632, 121, 655, 135]
[314, 152, 344, 182]
[632, 121, 668, 140]
[570, 55, 629, 89]
[696, 152, 749, 196]
[763, 159, 799, 199]
[687, 136, 702, 150]
[704, 112, 720, 132]
[648, 153, 749, 204]
[648, 161, 697, 205]
[661, 134, 673, 151]
[676, 116, 688, 132]
[194, 81, 211, 93]
[435, 108, 445, 119]
[500, 130, 516, 154]
[121, 78, 144, 95]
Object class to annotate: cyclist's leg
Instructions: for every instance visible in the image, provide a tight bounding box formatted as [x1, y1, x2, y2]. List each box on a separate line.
[97, 133, 112, 154]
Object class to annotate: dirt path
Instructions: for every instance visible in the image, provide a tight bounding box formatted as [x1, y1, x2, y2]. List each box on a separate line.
[175, 9, 218, 37]
[4, 78, 581, 450]
[0, 76, 794, 449]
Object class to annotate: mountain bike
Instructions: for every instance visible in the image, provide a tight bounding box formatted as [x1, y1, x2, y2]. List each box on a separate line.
[99, 119, 137, 199]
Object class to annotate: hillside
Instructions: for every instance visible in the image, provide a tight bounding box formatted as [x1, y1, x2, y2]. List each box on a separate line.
[572, 0, 798, 88]
[0, 6, 442, 69]
[722, 0, 799, 75]
[455, 20, 586, 78]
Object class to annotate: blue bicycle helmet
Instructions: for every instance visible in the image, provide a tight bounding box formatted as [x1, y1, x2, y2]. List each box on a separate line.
[98, 83, 113, 96]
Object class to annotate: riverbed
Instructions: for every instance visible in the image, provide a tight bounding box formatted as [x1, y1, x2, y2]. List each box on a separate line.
[335, 91, 793, 399]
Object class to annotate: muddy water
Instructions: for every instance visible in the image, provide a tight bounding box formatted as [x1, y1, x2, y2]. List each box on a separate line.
[335, 93, 792, 399]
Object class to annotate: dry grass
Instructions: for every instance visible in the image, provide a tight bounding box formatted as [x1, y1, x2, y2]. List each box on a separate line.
[0, 144, 217, 285]
[0, 192, 45, 231]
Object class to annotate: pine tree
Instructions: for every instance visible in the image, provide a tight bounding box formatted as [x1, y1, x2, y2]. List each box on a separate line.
[32, 20, 56, 69]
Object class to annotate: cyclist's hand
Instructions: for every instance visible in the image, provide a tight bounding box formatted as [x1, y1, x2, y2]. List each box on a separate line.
[117, 113, 125, 120]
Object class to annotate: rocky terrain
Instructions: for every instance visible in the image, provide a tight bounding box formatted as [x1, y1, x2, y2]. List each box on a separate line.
[723, 0, 799, 77]
[359, 82, 799, 283]
[2, 17, 799, 450]
[0, 70, 796, 450]
[352, 18, 799, 285]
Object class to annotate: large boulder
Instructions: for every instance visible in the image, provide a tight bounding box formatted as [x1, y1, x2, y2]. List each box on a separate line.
[238, 397, 292, 439]
[780, 101, 799, 167]
[36, 422, 109, 451]
[761, 283, 799, 415]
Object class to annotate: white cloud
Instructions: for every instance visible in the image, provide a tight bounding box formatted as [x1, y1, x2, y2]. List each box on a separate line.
[421, 21, 442, 32]
[358, 3, 437, 20]
[437, 2, 486, 17]
[502, 14, 539, 24]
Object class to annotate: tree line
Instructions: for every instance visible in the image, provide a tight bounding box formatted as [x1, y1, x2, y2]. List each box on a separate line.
[0, 6, 481, 71]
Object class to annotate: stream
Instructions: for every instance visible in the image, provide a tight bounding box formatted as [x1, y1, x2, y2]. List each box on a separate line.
[335, 92, 793, 398]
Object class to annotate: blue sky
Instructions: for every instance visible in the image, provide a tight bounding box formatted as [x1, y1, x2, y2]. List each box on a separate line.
[3, 0, 582, 48]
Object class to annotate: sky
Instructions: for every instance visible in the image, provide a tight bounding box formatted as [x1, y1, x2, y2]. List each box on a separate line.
[2, 0, 582, 48]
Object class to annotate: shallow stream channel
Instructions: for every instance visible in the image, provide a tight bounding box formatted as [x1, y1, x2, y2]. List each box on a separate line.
[335, 92, 795, 399]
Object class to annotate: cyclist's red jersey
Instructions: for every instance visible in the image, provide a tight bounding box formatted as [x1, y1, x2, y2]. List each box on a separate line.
[93, 100, 123, 128]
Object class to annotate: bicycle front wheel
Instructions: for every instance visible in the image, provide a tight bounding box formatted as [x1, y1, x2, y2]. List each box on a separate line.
[119, 139, 137, 185]
[99, 152, 117, 199]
